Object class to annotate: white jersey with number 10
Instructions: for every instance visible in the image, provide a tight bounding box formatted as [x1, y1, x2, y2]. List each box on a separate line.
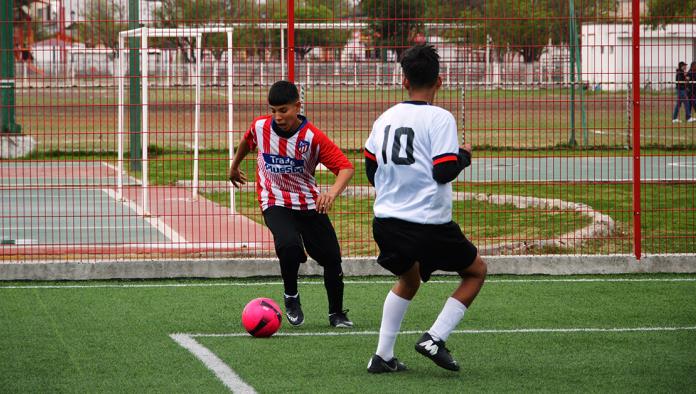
[365, 102, 460, 224]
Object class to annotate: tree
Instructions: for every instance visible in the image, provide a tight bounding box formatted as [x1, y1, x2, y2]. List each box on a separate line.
[361, 0, 427, 61]
[646, 0, 696, 27]
[266, 1, 351, 60]
[454, 0, 616, 63]
[291, 3, 350, 59]
[74, 0, 128, 56]
[153, 0, 233, 62]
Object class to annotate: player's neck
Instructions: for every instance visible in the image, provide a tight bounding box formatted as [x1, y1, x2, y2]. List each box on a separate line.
[407, 89, 436, 104]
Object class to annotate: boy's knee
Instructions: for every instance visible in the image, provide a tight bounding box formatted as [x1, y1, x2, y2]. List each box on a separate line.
[476, 256, 488, 279]
[461, 255, 487, 280]
[322, 260, 343, 277]
[395, 268, 421, 299]
[277, 243, 307, 265]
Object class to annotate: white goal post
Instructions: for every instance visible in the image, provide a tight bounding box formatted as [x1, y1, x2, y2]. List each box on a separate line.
[116, 27, 236, 214]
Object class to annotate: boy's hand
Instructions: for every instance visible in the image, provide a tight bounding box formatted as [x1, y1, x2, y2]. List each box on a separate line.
[316, 191, 337, 214]
[461, 143, 473, 155]
[228, 166, 247, 188]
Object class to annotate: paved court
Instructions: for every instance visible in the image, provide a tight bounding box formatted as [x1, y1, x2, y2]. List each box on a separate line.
[460, 155, 696, 182]
[0, 161, 270, 255]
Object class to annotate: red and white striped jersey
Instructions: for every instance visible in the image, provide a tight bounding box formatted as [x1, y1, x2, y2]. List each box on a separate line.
[244, 115, 353, 211]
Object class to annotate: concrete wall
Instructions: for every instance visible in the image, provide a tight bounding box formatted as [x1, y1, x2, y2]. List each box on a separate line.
[1, 255, 695, 281]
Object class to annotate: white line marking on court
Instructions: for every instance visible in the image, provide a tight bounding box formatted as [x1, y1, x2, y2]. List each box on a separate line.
[102, 189, 185, 243]
[182, 325, 696, 338]
[170, 334, 256, 394]
[668, 162, 696, 168]
[591, 129, 692, 141]
[1, 277, 694, 289]
[101, 161, 141, 185]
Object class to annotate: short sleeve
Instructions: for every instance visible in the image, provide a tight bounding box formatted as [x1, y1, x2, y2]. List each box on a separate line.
[316, 132, 353, 175]
[430, 112, 459, 160]
[243, 122, 257, 150]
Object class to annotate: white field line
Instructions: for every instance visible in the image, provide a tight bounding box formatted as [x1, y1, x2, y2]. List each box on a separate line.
[182, 325, 696, 338]
[170, 334, 256, 394]
[1, 277, 695, 290]
[170, 326, 696, 393]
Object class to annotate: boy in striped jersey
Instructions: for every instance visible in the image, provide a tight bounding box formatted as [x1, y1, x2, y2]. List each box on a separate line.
[364, 45, 487, 373]
[228, 81, 355, 328]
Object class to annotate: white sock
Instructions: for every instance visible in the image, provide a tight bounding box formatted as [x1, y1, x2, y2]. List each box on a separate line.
[375, 291, 411, 361]
[284, 293, 298, 299]
[428, 297, 467, 342]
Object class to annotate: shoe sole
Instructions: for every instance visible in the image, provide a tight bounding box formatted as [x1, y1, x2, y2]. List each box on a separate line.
[330, 323, 354, 328]
[367, 366, 405, 374]
[415, 346, 460, 371]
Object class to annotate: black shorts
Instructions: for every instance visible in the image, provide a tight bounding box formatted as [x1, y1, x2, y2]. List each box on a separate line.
[262, 206, 341, 266]
[372, 217, 478, 282]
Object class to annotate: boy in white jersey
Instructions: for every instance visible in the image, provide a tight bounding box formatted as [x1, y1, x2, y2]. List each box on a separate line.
[364, 45, 487, 373]
[228, 81, 355, 328]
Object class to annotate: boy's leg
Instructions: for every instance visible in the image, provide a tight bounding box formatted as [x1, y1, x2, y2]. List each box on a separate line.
[428, 255, 487, 342]
[299, 212, 345, 316]
[375, 263, 420, 361]
[413, 224, 484, 371]
[262, 207, 306, 325]
[263, 207, 305, 295]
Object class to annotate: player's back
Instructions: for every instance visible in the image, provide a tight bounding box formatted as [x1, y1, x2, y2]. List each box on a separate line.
[366, 101, 459, 224]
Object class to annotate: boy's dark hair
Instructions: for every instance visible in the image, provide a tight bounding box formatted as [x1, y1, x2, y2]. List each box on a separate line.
[400, 44, 440, 89]
[268, 80, 300, 106]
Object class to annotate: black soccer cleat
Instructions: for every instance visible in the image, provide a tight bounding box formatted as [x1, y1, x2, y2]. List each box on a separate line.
[414, 332, 460, 371]
[367, 354, 407, 374]
[329, 310, 354, 328]
[284, 294, 304, 327]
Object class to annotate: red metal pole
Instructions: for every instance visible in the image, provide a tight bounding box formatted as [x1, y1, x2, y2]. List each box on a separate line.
[287, 0, 295, 82]
[631, 0, 641, 259]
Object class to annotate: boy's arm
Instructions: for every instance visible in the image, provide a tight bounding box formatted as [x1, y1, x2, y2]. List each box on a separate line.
[316, 167, 354, 214]
[316, 134, 355, 214]
[228, 138, 252, 188]
[432, 144, 472, 184]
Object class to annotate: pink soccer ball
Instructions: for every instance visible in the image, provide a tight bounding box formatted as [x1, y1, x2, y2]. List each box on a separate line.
[241, 297, 283, 337]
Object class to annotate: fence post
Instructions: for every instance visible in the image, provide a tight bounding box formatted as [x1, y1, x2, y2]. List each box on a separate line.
[1, 0, 21, 133]
[631, 0, 642, 260]
[287, 0, 295, 83]
[128, 0, 142, 171]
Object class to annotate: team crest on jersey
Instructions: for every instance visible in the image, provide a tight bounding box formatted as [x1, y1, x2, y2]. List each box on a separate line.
[297, 140, 310, 154]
